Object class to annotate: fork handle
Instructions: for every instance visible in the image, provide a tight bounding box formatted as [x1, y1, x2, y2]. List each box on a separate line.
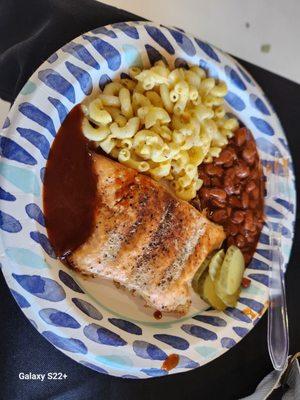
[267, 245, 289, 371]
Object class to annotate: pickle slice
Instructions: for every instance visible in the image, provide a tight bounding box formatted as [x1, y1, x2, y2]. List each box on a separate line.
[218, 245, 245, 295]
[192, 256, 211, 293]
[201, 273, 226, 311]
[215, 281, 240, 307]
[208, 249, 225, 282]
[196, 271, 207, 296]
[194, 245, 245, 310]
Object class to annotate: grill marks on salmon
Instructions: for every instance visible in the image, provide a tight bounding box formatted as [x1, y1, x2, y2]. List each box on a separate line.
[131, 200, 177, 289]
[68, 154, 225, 313]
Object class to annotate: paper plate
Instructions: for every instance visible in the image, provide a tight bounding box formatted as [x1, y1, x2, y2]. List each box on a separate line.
[0, 22, 296, 378]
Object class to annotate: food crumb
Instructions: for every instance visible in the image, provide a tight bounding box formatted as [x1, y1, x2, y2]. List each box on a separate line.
[261, 44, 271, 53]
[153, 310, 162, 320]
[242, 277, 251, 288]
[243, 307, 257, 319]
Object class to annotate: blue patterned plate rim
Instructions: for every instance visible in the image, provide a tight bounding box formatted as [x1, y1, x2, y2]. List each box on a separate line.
[0, 21, 296, 379]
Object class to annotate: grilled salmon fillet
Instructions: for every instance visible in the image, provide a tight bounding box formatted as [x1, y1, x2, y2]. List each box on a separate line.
[68, 154, 225, 314]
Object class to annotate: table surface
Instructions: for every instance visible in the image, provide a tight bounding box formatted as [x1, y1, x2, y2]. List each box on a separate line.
[1, 0, 300, 125]
[103, 0, 300, 84]
[0, 1, 299, 399]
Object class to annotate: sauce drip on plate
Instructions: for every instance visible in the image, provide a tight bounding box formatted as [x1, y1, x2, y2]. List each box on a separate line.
[153, 310, 162, 320]
[162, 354, 179, 371]
[43, 105, 98, 258]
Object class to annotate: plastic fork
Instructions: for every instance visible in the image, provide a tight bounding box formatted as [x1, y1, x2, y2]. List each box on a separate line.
[266, 157, 289, 371]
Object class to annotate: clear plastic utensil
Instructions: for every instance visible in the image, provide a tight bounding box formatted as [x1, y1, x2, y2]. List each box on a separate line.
[266, 158, 289, 371]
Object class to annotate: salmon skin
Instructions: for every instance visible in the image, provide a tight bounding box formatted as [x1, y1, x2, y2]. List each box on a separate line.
[68, 154, 225, 314]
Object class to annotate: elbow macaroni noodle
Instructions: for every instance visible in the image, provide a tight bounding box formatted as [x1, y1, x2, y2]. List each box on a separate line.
[81, 62, 238, 201]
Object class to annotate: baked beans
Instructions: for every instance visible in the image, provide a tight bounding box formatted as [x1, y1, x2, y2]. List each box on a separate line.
[192, 127, 265, 265]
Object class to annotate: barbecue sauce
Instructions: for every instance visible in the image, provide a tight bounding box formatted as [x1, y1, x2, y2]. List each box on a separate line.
[43, 105, 97, 258]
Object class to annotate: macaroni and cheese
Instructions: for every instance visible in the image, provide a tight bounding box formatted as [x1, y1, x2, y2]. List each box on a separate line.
[81, 62, 238, 201]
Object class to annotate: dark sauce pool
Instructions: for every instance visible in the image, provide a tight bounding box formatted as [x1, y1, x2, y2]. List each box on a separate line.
[43, 105, 98, 259]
